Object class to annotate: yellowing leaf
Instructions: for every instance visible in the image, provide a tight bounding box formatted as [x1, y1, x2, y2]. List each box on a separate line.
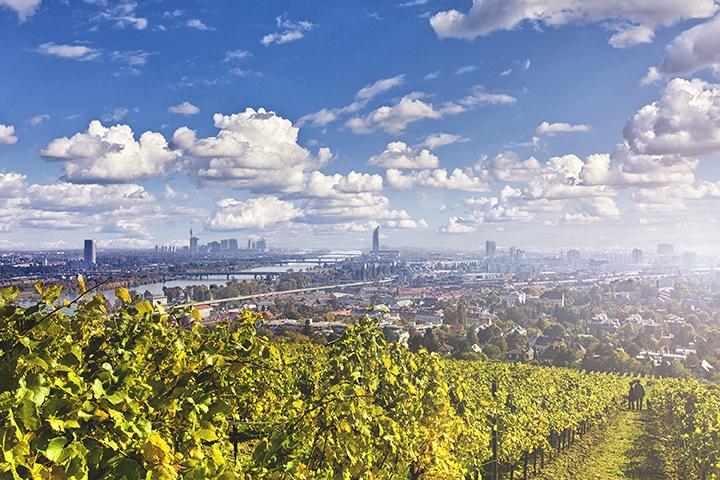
[115, 288, 131, 303]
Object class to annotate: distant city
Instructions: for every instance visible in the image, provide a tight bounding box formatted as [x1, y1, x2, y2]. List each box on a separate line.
[1, 226, 710, 274]
[2, 225, 720, 381]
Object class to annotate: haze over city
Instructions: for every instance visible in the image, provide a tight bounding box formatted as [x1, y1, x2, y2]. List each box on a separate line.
[1, 0, 720, 252]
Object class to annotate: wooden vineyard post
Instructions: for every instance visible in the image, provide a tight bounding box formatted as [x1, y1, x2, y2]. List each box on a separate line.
[533, 449, 537, 474]
[229, 423, 239, 463]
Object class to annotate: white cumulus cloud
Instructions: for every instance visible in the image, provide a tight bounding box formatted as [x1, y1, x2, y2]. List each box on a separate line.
[608, 24, 655, 48]
[168, 101, 200, 115]
[429, 0, 718, 48]
[261, 15, 314, 46]
[346, 93, 442, 134]
[206, 196, 300, 230]
[369, 142, 439, 170]
[535, 121, 591, 136]
[36, 42, 101, 61]
[175, 107, 322, 193]
[421, 133, 466, 149]
[386, 168, 489, 192]
[624, 78, 720, 156]
[0, 0, 41, 22]
[440, 216, 477, 234]
[0, 124, 18, 144]
[642, 15, 720, 83]
[42, 120, 180, 183]
[186, 18, 212, 30]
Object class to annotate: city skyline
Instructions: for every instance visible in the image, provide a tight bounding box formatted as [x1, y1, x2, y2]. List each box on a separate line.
[1, 1, 720, 252]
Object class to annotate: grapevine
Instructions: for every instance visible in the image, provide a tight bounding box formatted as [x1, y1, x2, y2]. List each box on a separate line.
[0, 284, 632, 479]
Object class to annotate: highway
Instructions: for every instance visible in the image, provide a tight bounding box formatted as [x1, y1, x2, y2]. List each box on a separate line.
[173, 277, 396, 309]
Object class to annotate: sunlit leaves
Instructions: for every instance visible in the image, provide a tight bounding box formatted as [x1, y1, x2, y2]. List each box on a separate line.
[114, 287, 131, 303]
[0, 288, 633, 479]
[653, 379, 720, 479]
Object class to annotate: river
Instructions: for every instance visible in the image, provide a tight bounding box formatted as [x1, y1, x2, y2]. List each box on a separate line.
[99, 262, 320, 297]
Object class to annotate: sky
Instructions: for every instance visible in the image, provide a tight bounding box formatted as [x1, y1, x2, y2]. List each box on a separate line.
[1, 0, 720, 253]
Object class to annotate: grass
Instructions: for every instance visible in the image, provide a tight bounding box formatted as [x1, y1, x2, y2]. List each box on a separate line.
[532, 409, 666, 480]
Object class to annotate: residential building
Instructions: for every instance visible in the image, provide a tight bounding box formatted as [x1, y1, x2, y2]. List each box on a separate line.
[567, 249, 581, 264]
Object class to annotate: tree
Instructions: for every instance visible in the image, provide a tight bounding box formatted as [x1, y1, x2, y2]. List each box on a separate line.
[421, 328, 441, 352]
[545, 343, 578, 368]
[544, 323, 566, 338]
[655, 359, 691, 378]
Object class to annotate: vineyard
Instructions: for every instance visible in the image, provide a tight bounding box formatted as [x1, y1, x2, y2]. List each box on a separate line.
[0, 283, 719, 479]
[653, 379, 720, 480]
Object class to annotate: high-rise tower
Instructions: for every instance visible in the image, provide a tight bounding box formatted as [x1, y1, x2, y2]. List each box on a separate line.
[84, 239, 96, 264]
[372, 226, 380, 252]
[189, 227, 199, 255]
[631, 248, 644, 264]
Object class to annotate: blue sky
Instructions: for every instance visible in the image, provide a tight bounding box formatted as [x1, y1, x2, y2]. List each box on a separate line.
[1, 0, 720, 252]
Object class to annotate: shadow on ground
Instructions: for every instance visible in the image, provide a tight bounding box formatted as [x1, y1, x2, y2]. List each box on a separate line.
[622, 411, 665, 480]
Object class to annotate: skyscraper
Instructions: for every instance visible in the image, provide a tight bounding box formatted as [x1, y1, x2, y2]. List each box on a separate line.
[84, 239, 96, 265]
[631, 248, 644, 264]
[189, 228, 199, 255]
[567, 249, 581, 264]
[485, 241, 496, 257]
[372, 226, 380, 252]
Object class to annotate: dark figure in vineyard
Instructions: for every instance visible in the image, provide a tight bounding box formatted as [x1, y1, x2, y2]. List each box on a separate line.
[628, 380, 646, 411]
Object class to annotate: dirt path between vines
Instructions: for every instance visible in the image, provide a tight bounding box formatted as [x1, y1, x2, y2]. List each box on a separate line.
[533, 409, 666, 480]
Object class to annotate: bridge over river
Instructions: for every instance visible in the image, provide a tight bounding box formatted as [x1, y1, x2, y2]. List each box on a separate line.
[173, 277, 396, 309]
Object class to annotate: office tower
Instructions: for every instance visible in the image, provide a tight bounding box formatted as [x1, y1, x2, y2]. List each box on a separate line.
[372, 226, 380, 252]
[567, 249, 581, 264]
[247, 239, 252, 249]
[221, 239, 230, 251]
[485, 241, 496, 257]
[256, 239, 267, 251]
[631, 248, 643, 264]
[509, 246, 516, 258]
[83, 239, 96, 264]
[228, 239, 238, 251]
[657, 243, 674, 256]
[189, 228, 199, 255]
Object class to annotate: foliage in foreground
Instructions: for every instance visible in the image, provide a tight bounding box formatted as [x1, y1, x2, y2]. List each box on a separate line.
[654, 378, 720, 480]
[0, 284, 629, 479]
